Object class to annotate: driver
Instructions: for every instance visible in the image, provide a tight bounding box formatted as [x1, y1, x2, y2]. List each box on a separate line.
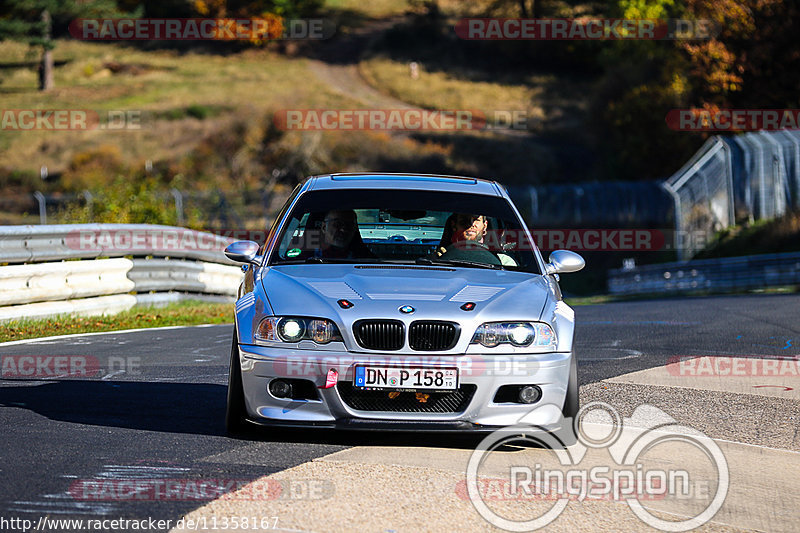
[435, 213, 488, 255]
[434, 213, 515, 266]
[452, 213, 488, 244]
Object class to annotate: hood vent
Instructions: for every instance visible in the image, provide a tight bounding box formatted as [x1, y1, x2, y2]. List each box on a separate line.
[307, 281, 362, 300]
[450, 285, 504, 302]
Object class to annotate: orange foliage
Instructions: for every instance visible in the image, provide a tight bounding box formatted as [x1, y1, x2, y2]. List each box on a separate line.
[681, 0, 783, 100]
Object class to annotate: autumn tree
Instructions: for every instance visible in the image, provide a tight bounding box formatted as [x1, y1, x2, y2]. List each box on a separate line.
[0, 0, 126, 91]
[593, 0, 800, 180]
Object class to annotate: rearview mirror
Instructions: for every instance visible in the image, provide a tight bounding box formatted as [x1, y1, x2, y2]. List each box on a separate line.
[545, 250, 585, 275]
[224, 240, 262, 265]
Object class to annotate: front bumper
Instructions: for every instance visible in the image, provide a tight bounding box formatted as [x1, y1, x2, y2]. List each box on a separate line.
[237, 344, 572, 431]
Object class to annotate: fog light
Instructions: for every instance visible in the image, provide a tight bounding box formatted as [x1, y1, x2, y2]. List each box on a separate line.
[269, 379, 292, 398]
[518, 385, 542, 404]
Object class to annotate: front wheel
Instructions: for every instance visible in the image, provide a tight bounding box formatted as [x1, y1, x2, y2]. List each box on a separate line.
[554, 353, 579, 447]
[225, 330, 248, 435]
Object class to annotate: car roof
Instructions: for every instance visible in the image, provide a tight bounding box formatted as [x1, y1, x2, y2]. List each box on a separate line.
[304, 173, 506, 197]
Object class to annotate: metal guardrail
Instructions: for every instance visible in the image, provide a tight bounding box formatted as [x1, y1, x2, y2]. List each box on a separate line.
[0, 224, 244, 322]
[608, 252, 800, 295]
[0, 224, 238, 265]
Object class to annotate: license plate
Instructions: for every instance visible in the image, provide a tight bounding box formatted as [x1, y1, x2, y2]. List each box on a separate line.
[354, 366, 458, 391]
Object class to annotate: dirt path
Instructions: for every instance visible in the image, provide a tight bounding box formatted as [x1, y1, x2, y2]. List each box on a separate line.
[307, 17, 415, 111]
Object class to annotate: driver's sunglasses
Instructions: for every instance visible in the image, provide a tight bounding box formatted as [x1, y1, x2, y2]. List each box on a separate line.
[455, 215, 484, 226]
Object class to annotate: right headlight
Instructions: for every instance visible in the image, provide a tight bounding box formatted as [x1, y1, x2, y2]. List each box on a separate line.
[471, 322, 557, 349]
[255, 317, 343, 345]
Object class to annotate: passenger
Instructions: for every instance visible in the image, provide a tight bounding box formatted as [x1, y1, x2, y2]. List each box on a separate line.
[319, 209, 374, 259]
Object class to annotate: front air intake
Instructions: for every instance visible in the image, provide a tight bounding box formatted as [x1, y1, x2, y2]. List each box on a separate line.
[353, 320, 405, 350]
[409, 321, 459, 351]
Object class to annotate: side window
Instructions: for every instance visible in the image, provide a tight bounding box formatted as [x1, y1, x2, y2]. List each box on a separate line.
[277, 215, 304, 257]
[260, 184, 302, 256]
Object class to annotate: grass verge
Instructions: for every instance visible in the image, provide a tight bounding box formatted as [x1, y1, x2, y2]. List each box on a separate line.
[695, 213, 800, 259]
[0, 300, 233, 343]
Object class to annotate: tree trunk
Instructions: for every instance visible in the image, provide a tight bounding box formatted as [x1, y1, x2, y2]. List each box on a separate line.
[518, 0, 529, 17]
[38, 10, 54, 91]
[533, 0, 543, 19]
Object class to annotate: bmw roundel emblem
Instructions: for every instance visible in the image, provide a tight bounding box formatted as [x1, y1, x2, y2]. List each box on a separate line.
[399, 305, 415, 314]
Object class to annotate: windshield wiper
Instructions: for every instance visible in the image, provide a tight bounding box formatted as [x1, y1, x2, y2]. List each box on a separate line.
[415, 257, 503, 270]
[304, 257, 383, 264]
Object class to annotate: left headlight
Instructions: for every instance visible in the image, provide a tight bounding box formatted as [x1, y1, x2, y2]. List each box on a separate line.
[255, 317, 343, 344]
[471, 322, 556, 349]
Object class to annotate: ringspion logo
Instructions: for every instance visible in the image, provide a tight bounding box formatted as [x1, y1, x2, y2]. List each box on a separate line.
[465, 403, 729, 531]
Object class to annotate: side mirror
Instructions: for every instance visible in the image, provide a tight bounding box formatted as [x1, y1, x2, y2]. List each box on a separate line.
[224, 240, 262, 265]
[545, 250, 585, 275]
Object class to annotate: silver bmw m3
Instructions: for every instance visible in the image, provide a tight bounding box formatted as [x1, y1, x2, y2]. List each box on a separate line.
[224, 173, 584, 439]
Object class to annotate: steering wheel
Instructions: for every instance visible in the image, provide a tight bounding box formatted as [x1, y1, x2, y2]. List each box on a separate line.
[439, 240, 502, 265]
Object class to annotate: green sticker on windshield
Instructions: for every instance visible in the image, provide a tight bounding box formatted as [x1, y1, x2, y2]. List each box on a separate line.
[287, 248, 301, 258]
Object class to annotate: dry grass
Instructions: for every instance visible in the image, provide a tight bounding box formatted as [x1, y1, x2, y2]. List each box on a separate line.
[0, 40, 363, 175]
[325, 0, 410, 18]
[359, 56, 547, 126]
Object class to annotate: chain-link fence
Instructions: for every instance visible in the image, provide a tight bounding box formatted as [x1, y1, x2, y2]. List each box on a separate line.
[15, 186, 288, 231]
[508, 182, 672, 229]
[664, 130, 800, 260]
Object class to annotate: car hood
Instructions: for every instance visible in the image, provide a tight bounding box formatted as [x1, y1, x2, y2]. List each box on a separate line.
[261, 264, 551, 324]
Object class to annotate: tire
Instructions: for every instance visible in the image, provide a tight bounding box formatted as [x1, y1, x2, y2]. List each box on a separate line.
[554, 352, 579, 447]
[225, 330, 248, 435]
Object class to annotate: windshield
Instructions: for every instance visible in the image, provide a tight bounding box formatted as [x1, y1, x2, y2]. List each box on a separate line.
[268, 189, 541, 273]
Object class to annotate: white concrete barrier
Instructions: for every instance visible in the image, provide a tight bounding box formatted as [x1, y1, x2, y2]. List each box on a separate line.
[0, 258, 135, 306]
[0, 224, 245, 322]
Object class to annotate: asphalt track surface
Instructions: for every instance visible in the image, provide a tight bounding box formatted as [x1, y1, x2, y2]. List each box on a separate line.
[1, 293, 798, 532]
